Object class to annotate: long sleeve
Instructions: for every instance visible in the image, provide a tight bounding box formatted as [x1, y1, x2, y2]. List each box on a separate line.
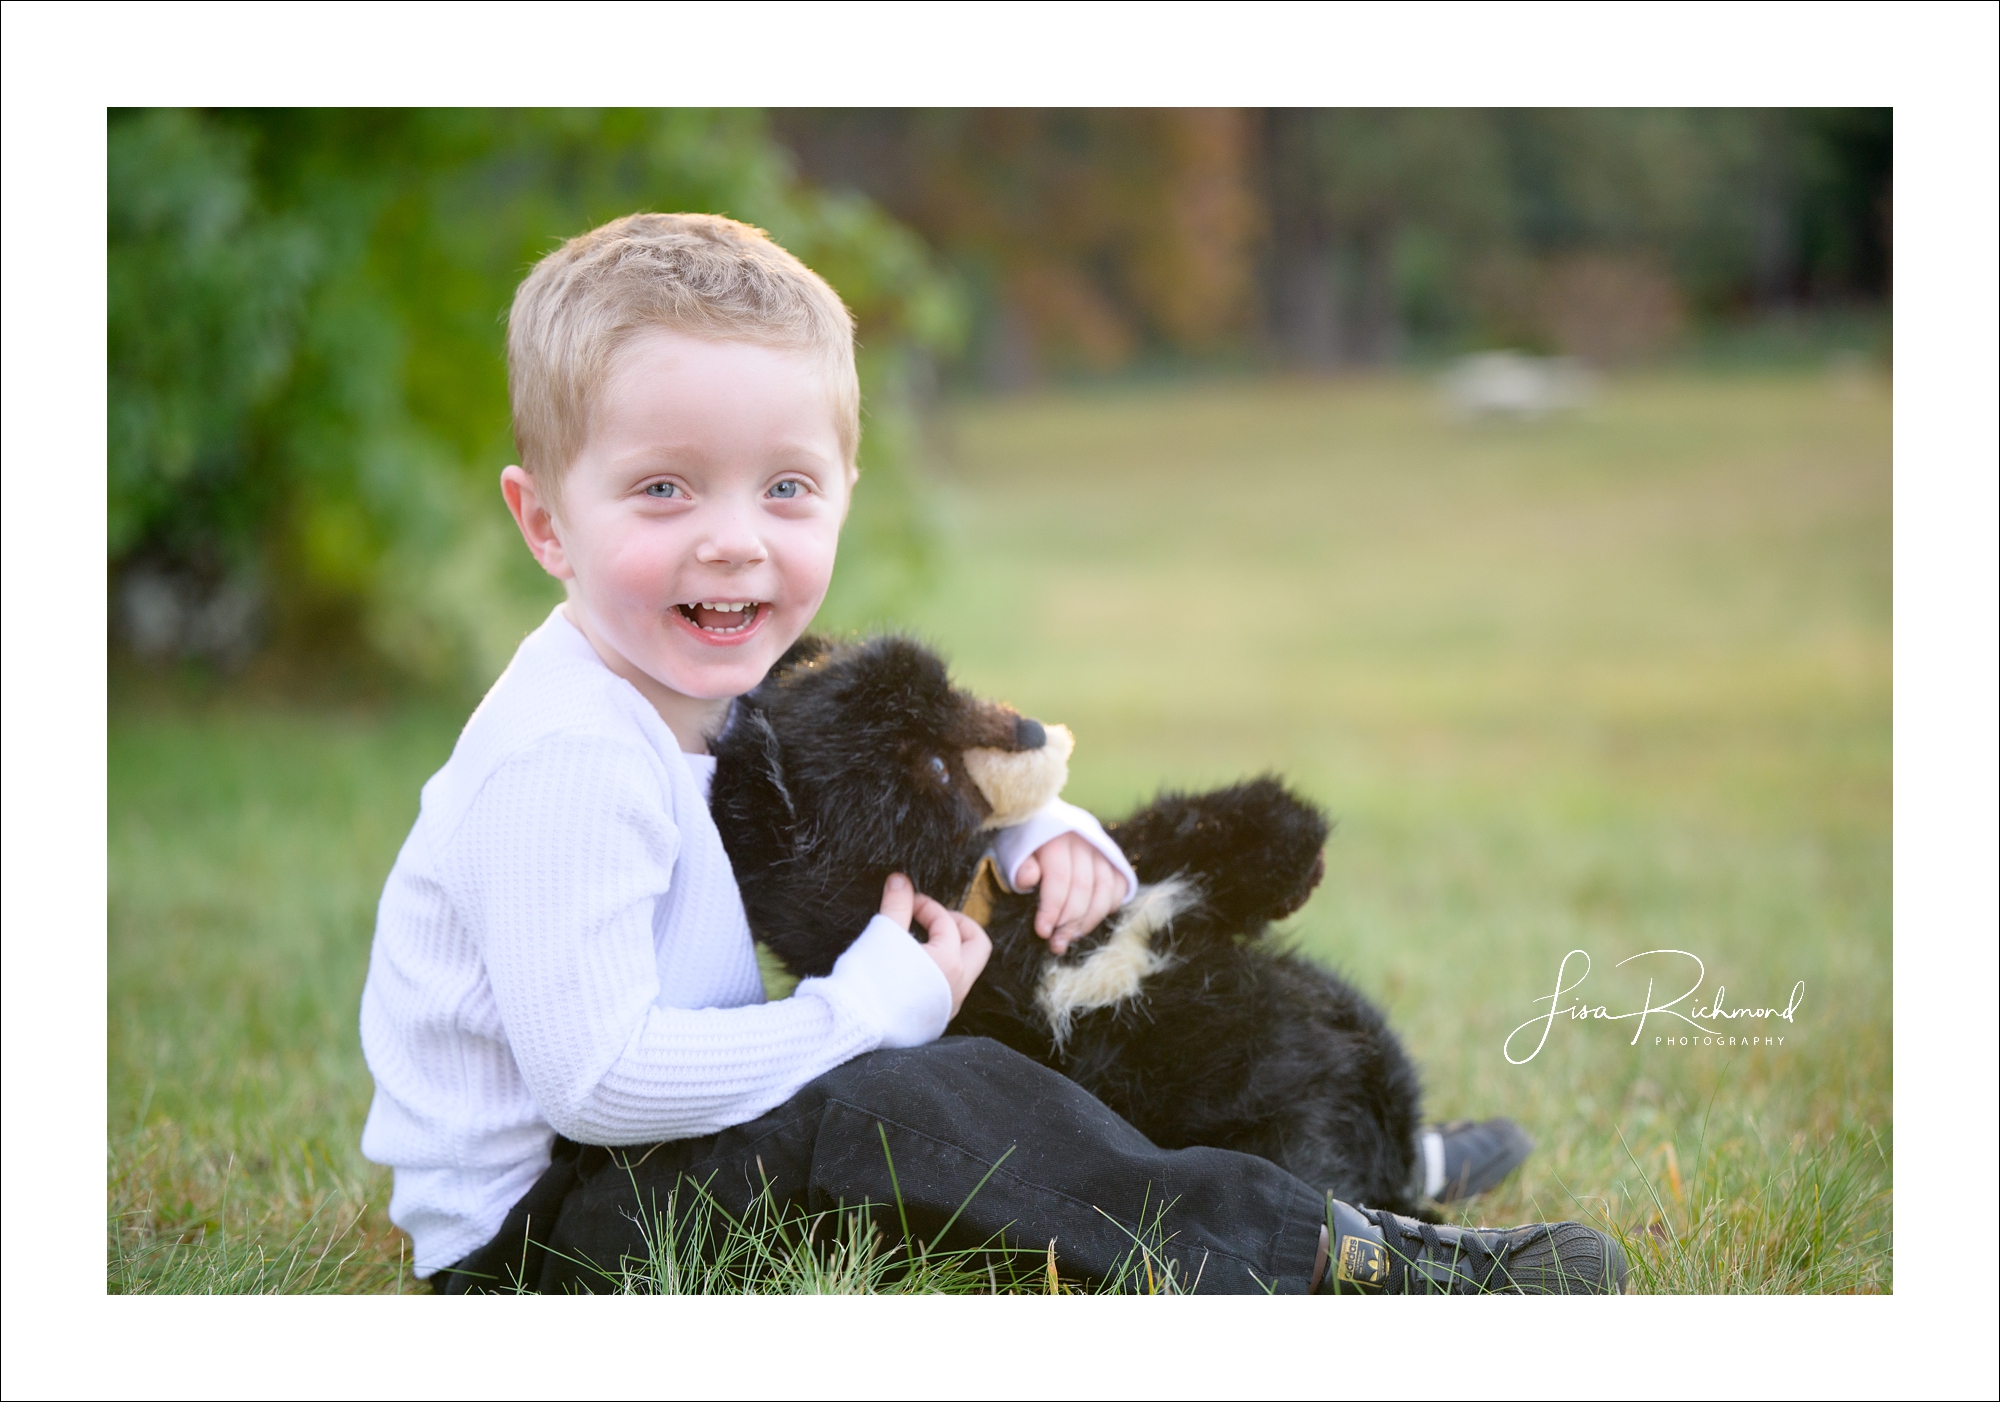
[360, 605, 966, 1274]
[445, 734, 951, 1147]
[990, 796, 1140, 902]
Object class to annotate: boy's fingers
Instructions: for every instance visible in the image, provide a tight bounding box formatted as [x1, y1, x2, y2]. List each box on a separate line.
[912, 894, 960, 951]
[879, 873, 914, 931]
[1034, 841, 1073, 937]
[913, 902, 984, 1017]
[1087, 880, 1122, 935]
[954, 913, 992, 982]
[1015, 854, 1042, 891]
[1054, 854, 1095, 938]
[1081, 857, 1123, 934]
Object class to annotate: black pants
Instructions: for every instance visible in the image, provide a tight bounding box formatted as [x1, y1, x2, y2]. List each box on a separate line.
[434, 1037, 1326, 1294]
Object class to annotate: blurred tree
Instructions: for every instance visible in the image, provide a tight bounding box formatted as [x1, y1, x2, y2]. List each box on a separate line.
[1262, 108, 1511, 366]
[108, 109, 964, 688]
[112, 105, 1892, 672]
[1791, 108, 1893, 300]
[774, 107, 1891, 378]
[108, 111, 317, 573]
[774, 109, 1261, 384]
[1441, 108, 1891, 355]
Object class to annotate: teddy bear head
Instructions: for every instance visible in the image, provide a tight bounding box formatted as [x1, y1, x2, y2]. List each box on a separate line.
[712, 634, 1073, 974]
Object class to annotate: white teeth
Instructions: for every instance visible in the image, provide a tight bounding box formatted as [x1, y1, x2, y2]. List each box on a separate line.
[679, 601, 761, 633]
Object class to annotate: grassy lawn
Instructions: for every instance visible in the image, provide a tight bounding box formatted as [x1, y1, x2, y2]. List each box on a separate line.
[108, 370, 1891, 1293]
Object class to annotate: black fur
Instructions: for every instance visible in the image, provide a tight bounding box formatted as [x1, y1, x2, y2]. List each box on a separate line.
[711, 635, 1428, 1215]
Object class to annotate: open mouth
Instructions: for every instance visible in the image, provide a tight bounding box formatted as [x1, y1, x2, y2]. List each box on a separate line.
[673, 600, 767, 636]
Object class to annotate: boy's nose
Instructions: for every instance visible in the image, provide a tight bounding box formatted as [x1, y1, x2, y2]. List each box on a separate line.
[693, 518, 768, 566]
[1014, 716, 1046, 750]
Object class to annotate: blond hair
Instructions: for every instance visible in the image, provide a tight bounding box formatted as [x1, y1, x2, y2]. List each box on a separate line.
[506, 212, 859, 486]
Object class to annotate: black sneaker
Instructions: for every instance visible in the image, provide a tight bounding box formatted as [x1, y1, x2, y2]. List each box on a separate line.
[1319, 1197, 1628, 1294]
[1413, 1118, 1536, 1203]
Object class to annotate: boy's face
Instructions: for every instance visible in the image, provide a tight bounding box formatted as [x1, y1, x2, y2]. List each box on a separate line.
[503, 329, 852, 730]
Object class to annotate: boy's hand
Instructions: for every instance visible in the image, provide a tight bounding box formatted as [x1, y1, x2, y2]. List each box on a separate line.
[880, 873, 991, 1019]
[1013, 832, 1125, 957]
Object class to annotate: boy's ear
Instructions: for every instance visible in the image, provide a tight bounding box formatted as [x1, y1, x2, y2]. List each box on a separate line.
[501, 466, 572, 580]
[838, 463, 859, 522]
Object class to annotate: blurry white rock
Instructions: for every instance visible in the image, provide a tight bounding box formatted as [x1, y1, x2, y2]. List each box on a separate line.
[118, 565, 263, 669]
[1826, 349, 1876, 400]
[1443, 351, 1595, 420]
[120, 569, 187, 660]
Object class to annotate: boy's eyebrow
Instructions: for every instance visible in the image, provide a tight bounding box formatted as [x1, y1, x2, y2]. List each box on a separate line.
[607, 441, 843, 478]
[606, 443, 701, 473]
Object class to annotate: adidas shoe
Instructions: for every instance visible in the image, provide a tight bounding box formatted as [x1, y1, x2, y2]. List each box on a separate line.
[1317, 1196, 1628, 1295]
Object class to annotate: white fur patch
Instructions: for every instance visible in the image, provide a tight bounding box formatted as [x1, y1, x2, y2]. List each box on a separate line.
[965, 723, 1074, 830]
[1035, 878, 1193, 1050]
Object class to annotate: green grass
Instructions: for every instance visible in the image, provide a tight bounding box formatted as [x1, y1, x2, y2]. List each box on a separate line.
[108, 369, 1891, 1293]
[107, 701, 460, 1293]
[491, 1140, 1205, 1295]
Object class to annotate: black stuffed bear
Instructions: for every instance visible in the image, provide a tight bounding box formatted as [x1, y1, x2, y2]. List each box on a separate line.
[711, 634, 1429, 1216]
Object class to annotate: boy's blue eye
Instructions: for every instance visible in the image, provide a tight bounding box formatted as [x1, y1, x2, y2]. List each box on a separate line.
[643, 482, 681, 498]
[769, 479, 804, 499]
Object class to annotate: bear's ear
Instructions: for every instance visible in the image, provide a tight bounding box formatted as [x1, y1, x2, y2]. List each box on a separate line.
[710, 706, 798, 878]
[770, 634, 834, 680]
[739, 708, 795, 825]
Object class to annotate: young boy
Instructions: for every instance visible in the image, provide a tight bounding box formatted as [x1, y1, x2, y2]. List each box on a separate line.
[359, 212, 1625, 1294]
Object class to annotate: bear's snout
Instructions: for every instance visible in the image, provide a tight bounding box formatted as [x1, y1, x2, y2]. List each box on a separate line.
[964, 723, 1075, 830]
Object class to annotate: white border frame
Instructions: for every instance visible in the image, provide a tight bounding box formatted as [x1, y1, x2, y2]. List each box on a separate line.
[5, 3, 1993, 1396]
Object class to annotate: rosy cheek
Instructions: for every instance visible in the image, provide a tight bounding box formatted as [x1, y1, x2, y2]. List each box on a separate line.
[781, 534, 840, 607]
[602, 528, 681, 603]
[790, 510, 843, 559]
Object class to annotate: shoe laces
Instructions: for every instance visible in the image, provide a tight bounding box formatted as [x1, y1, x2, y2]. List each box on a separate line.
[1366, 1208, 1506, 1291]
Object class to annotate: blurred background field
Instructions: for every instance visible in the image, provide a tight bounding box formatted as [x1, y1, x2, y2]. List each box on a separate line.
[109, 106, 1890, 689]
[108, 107, 1892, 1292]
[109, 369, 1891, 1293]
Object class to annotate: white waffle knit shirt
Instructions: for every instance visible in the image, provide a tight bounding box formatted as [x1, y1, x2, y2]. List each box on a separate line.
[359, 607, 1135, 1275]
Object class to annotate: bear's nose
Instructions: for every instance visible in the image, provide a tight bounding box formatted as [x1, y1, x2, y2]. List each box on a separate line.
[1014, 716, 1046, 750]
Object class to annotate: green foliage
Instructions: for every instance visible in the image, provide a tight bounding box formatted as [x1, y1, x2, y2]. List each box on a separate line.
[108, 108, 965, 688]
[1270, 108, 1893, 361]
[108, 110, 317, 564]
[1283, 106, 1893, 324]
[779, 108, 1891, 375]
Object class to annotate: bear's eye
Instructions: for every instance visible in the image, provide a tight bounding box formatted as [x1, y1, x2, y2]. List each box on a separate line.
[928, 756, 950, 783]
